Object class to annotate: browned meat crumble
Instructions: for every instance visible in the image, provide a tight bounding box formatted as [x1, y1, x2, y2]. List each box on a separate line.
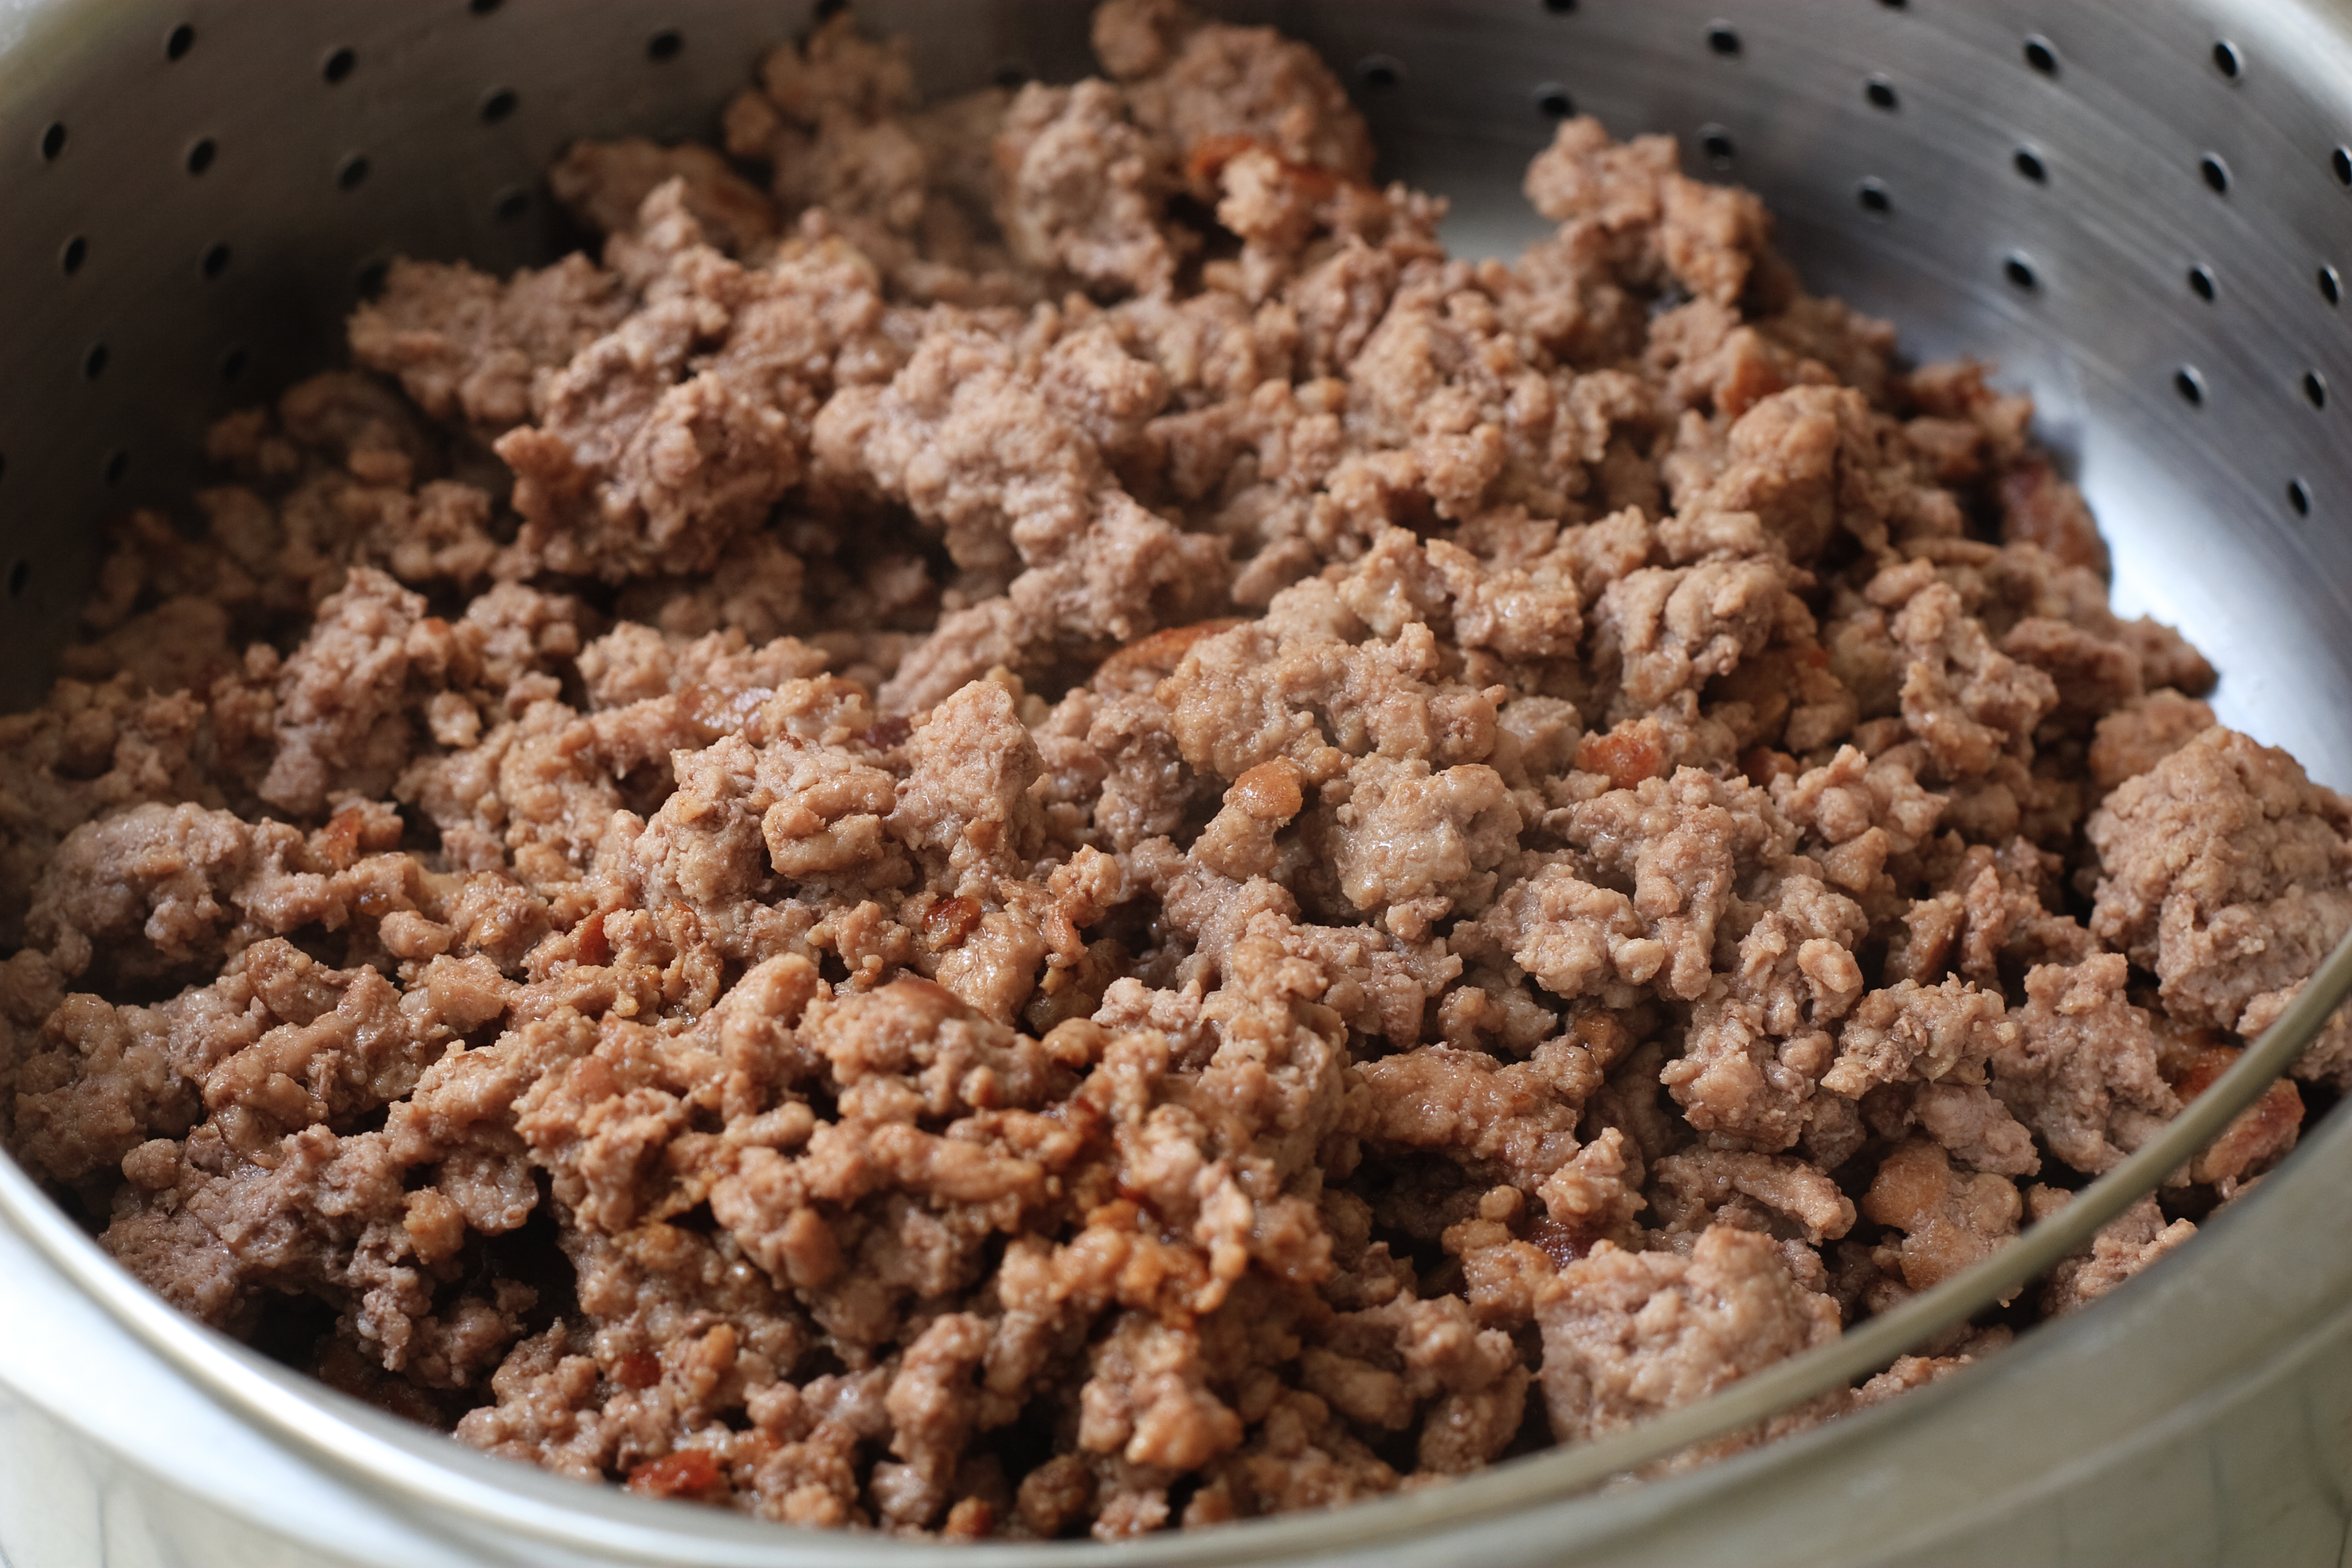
[3, 0, 2345, 1539]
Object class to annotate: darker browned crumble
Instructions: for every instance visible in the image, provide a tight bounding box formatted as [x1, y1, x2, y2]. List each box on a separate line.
[3, 0, 2344, 1540]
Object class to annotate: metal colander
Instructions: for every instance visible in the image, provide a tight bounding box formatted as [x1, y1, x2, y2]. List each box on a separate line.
[3, 2, 2352, 1564]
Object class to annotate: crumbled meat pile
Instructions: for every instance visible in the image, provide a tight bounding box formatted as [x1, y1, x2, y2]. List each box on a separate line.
[4, 0, 2346, 1539]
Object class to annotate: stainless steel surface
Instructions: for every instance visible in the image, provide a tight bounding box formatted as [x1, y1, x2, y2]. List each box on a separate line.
[3, 1, 2351, 1563]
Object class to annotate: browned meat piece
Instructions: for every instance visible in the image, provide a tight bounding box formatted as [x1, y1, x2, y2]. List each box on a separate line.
[1861, 1136, 2020, 1292]
[0, 675, 232, 949]
[2032, 1189, 2196, 1316]
[28, 803, 285, 981]
[1648, 1148, 1856, 1245]
[1879, 573, 2057, 780]
[1594, 558, 1793, 714]
[1823, 976, 2009, 1097]
[2158, 1039, 2302, 1190]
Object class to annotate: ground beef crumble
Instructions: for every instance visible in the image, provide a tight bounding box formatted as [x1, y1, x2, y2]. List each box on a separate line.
[3, 2, 2343, 1540]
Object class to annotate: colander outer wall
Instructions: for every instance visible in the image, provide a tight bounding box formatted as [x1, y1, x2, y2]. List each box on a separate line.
[5, 1, 2352, 1563]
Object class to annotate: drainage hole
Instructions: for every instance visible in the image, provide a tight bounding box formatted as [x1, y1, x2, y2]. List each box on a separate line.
[2322, 265, 2342, 306]
[2188, 265, 2215, 301]
[1699, 124, 1736, 169]
[480, 87, 519, 124]
[1707, 23, 1741, 57]
[1865, 76, 1897, 110]
[354, 256, 391, 298]
[470, 0, 504, 13]
[323, 46, 356, 84]
[493, 187, 532, 222]
[1857, 179, 1891, 215]
[1536, 83, 1575, 119]
[2175, 366, 2206, 406]
[2013, 147, 2047, 183]
[2212, 40, 2241, 79]
[2003, 254, 2037, 291]
[185, 136, 215, 175]
[2288, 477, 2313, 516]
[102, 450, 129, 486]
[337, 152, 371, 191]
[1544, 0, 1576, 13]
[2202, 154, 2230, 193]
[83, 342, 109, 380]
[40, 121, 66, 160]
[2304, 370, 2329, 409]
[2023, 36, 2058, 74]
[993, 62, 1032, 90]
[219, 345, 248, 383]
[60, 235, 87, 275]
[6, 560, 26, 597]
[1356, 54, 1403, 91]
[166, 22, 195, 60]
[814, 0, 849, 17]
[201, 242, 231, 279]
[646, 28, 684, 62]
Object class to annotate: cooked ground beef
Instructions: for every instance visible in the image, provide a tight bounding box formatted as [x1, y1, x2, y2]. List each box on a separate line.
[3, 0, 2343, 1540]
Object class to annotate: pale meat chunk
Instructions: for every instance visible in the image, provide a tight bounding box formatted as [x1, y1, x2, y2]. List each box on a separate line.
[993, 81, 1179, 297]
[1095, 0, 1374, 181]
[2087, 689, 2214, 793]
[495, 308, 804, 581]
[2087, 726, 2352, 1036]
[1523, 116, 1776, 310]
[548, 138, 781, 255]
[1535, 1226, 1841, 1445]
[1992, 955, 2181, 1176]
[261, 567, 424, 816]
[349, 256, 629, 434]
[2032, 1189, 2197, 1317]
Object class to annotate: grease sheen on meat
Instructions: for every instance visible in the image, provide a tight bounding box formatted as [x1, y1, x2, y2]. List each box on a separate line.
[3, 0, 2345, 1540]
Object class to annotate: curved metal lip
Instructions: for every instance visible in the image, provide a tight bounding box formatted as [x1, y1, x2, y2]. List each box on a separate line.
[5, 930, 2347, 1565]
